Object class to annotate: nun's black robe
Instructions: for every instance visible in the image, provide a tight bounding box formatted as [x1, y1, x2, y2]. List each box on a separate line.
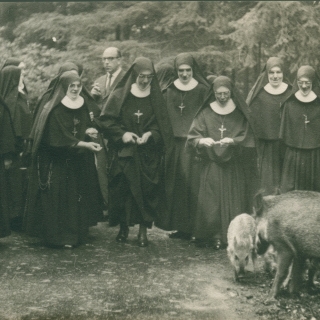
[156, 82, 208, 234]
[250, 87, 291, 195]
[106, 92, 162, 227]
[0, 99, 16, 237]
[0, 67, 32, 222]
[280, 96, 320, 192]
[25, 102, 103, 246]
[187, 105, 251, 245]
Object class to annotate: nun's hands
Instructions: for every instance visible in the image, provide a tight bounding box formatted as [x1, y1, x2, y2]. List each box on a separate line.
[137, 131, 152, 145]
[199, 138, 215, 148]
[76, 141, 102, 152]
[220, 137, 234, 146]
[122, 132, 139, 144]
[86, 142, 102, 152]
[4, 159, 12, 170]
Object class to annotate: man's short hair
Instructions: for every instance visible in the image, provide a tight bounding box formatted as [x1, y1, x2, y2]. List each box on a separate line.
[116, 48, 122, 58]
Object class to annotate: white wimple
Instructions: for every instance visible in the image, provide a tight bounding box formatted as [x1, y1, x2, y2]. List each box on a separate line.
[174, 78, 198, 91]
[210, 99, 236, 115]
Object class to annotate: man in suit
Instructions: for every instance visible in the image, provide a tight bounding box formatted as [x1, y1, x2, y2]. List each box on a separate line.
[90, 47, 125, 213]
[91, 47, 125, 110]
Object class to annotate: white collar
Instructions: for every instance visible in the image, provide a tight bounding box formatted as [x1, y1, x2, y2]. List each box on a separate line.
[174, 78, 198, 91]
[18, 81, 25, 94]
[130, 83, 150, 98]
[61, 95, 84, 109]
[210, 99, 236, 115]
[264, 82, 288, 95]
[295, 90, 317, 103]
[18, 87, 25, 94]
[108, 67, 122, 80]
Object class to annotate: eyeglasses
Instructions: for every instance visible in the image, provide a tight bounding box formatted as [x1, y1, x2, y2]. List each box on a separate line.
[297, 81, 312, 86]
[178, 68, 192, 72]
[215, 91, 230, 97]
[138, 74, 154, 79]
[103, 57, 120, 62]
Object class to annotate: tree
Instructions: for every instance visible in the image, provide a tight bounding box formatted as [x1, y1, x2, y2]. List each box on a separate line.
[0, 1, 261, 104]
[223, 1, 320, 75]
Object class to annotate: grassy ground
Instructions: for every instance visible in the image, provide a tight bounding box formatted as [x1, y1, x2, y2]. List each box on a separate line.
[0, 223, 319, 320]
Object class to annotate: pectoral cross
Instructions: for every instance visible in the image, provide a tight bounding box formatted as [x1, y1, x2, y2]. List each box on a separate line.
[72, 117, 80, 136]
[303, 114, 310, 129]
[178, 103, 185, 115]
[219, 124, 226, 139]
[134, 110, 143, 124]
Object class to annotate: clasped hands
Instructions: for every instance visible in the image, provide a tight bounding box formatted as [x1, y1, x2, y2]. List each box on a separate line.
[199, 137, 234, 148]
[122, 131, 152, 145]
[4, 159, 12, 170]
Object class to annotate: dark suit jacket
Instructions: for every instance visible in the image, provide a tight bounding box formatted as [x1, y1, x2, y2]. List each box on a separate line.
[92, 68, 126, 110]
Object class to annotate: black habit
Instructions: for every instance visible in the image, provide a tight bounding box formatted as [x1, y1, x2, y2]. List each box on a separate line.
[247, 57, 292, 195]
[99, 57, 173, 228]
[187, 76, 256, 245]
[25, 72, 103, 246]
[155, 53, 210, 235]
[0, 97, 16, 237]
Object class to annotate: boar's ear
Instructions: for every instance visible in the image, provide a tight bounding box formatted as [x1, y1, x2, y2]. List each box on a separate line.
[252, 206, 257, 218]
[233, 236, 237, 247]
[252, 190, 264, 217]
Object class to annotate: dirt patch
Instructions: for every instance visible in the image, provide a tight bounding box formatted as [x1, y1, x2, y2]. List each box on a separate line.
[0, 224, 319, 319]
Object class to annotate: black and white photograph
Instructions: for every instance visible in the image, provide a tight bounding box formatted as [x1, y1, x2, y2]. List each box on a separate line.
[1, 1, 320, 319]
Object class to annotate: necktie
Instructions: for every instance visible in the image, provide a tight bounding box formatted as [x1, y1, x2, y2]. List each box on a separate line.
[106, 73, 112, 95]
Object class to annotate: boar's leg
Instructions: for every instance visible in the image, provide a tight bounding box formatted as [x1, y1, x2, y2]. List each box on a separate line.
[269, 249, 293, 299]
[307, 259, 320, 294]
[251, 248, 257, 280]
[234, 268, 239, 282]
[288, 255, 304, 294]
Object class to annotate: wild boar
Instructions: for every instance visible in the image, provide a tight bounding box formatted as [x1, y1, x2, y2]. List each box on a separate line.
[227, 213, 257, 281]
[254, 190, 320, 299]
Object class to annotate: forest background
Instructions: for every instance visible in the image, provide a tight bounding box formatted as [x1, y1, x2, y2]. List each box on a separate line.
[0, 1, 319, 108]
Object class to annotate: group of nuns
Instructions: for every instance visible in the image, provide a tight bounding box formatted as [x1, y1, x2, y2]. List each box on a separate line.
[0, 54, 318, 250]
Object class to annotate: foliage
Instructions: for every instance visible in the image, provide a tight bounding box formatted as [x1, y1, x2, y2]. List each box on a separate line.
[223, 1, 320, 75]
[1, 1, 320, 103]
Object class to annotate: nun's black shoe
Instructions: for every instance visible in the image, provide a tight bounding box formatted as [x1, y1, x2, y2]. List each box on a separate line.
[116, 225, 129, 242]
[10, 217, 23, 232]
[213, 239, 225, 250]
[137, 233, 148, 247]
[64, 244, 74, 249]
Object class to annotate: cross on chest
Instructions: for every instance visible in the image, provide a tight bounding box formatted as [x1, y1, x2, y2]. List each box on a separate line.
[219, 124, 226, 139]
[134, 110, 143, 124]
[303, 114, 310, 129]
[72, 117, 80, 136]
[178, 103, 185, 115]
